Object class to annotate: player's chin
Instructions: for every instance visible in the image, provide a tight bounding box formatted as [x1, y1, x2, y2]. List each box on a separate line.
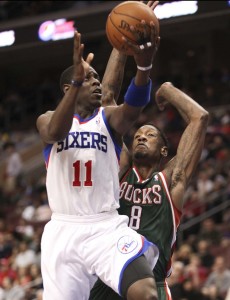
[133, 150, 148, 160]
[91, 94, 102, 107]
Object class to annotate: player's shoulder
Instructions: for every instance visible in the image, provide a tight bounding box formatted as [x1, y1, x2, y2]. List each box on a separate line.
[37, 110, 54, 120]
[44, 110, 55, 116]
[36, 111, 55, 131]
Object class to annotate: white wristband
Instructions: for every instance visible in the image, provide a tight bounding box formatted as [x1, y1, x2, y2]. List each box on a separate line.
[137, 64, 152, 71]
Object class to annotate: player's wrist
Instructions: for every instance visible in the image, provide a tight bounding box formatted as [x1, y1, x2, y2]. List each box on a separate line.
[137, 64, 152, 71]
[124, 77, 152, 107]
[71, 79, 84, 87]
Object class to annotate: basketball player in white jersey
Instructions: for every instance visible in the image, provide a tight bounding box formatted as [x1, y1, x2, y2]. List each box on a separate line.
[36, 19, 160, 300]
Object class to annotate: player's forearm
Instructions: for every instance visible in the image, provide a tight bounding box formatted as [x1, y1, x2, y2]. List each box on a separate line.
[102, 48, 127, 106]
[157, 82, 209, 124]
[47, 87, 79, 141]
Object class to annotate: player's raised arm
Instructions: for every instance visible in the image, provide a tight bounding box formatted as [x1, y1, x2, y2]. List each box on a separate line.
[36, 30, 89, 144]
[102, 48, 127, 107]
[102, 1, 159, 108]
[104, 20, 160, 137]
[157, 82, 209, 211]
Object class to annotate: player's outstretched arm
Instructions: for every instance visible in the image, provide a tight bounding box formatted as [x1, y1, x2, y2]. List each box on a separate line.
[156, 82, 209, 211]
[105, 20, 160, 137]
[36, 30, 89, 144]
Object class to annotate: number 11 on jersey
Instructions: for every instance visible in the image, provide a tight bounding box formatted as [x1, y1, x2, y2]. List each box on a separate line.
[73, 160, 93, 187]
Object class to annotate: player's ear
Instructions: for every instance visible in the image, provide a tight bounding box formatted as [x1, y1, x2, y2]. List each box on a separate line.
[63, 84, 70, 94]
[161, 146, 168, 157]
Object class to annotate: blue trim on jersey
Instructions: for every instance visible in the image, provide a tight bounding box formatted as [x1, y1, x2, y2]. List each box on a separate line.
[101, 108, 122, 160]
[74, 108, 99, 123]
[43, 144, 53, 167]
[118, 237, 158, 295]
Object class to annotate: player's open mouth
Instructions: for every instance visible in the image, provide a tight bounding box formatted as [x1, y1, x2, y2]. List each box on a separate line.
[92, 88, 102, 95]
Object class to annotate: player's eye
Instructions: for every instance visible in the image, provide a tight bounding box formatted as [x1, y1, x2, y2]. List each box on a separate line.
[148, 133, 156, 137]
[95, 74, 100, 81]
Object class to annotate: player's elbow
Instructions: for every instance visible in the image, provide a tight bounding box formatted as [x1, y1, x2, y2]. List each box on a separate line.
[199, 109, 209, 126]
[192, 108, 209, 125]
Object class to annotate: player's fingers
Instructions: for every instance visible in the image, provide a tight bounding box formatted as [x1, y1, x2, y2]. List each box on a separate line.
[140, 20, 148, 41]
[74, 31, 82, 56]
[122, 36, 139, 54]
[129, 25, 140, 42]
[149, 22, 158, 44]
[149, 1, 159, 10]
[86, 53, 94, 65]
[80, 44, 84, 58]
[156, 36, 160, 50]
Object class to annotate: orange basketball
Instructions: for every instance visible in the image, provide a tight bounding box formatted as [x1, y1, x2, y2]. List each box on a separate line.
[106, 1, 160, 56]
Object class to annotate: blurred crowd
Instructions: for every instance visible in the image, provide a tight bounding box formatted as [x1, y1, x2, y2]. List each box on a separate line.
[0, 1, 104, 22]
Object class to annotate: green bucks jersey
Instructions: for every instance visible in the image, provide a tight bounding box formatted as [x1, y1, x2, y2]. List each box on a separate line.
[119, 167, 182, 282]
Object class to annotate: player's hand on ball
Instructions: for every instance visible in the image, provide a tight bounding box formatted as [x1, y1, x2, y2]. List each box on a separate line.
[122, 20, 160, 68]
[106, 1, 160, 56]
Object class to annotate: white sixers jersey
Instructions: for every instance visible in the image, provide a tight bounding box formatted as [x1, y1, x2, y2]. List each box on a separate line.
[43, 107, 121, 215]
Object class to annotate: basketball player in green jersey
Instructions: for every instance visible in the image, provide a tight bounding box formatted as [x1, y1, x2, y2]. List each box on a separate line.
[89, 5, 209, 300]
[90, 70, 209, 300]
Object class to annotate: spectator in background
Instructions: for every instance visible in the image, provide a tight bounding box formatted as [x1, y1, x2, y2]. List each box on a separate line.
[184, 253, 209, 290]
[174, 244, 193, 266]
[210, 237, 230, 270]
[219, 209, 230, 238]
[13, 241, 37, 269]
[0, 258, 17, 286]
[195, 239, 215, 270]
[197, 218, 222, 246]
[14, 218, 34, 242]
[196, 170, 214, 202]
[203, 256, 230, 300]
[0, 233, 12, 260]
[21, 186, 51, 224]
[0, 276, 25, 300]
[2, 141, 23, 200]
[167, 261, 185, 299]
[180, 278, 209, 300]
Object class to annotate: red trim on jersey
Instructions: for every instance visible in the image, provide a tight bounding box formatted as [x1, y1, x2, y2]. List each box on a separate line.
[132, 165, 151, 183]
[164, 280, 172, 300]
[158, 171, 178, 278]
[133, 166, 142, 182]
[172, 204, 182, 227]
[120, 167, 132, 183]
[73, 107, 100, 124]
[161, 171, 182, 228]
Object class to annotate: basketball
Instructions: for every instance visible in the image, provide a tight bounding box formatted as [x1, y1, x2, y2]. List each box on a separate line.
[106, 1, 160, 56]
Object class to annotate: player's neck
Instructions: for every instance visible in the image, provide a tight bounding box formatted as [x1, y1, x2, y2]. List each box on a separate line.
[75, 105, 98, 119]
[134, 163, 159, 180]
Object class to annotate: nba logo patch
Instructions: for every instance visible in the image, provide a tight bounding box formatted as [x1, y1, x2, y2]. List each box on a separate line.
[117, 235, 138, 254]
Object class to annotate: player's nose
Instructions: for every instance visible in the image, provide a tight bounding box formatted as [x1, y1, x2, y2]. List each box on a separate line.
[91, 77, 101, 86]
[137, 135, 147, 142]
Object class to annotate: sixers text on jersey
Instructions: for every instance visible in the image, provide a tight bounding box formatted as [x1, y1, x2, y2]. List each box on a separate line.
[57, 131, 107, 153]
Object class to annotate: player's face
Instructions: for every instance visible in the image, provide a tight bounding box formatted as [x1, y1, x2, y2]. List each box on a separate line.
[64, 67, 102, 109]
[78, 67, 102, 108]
[132, 125, 162, 160]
